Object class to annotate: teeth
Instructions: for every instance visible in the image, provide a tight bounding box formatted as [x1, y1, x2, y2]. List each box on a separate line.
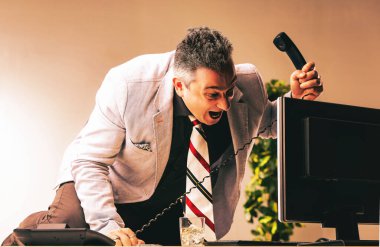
[209, 111, 222, 119]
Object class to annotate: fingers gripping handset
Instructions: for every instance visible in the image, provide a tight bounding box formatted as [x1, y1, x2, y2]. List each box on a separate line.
[273, 32, 306, 70]
[274, 32, 323, 100]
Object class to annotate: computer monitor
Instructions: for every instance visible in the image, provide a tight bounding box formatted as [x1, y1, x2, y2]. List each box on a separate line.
[277, 97, 380, 241]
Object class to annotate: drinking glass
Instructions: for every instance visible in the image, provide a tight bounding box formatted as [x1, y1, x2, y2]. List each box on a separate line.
[179, 217, 205, 246]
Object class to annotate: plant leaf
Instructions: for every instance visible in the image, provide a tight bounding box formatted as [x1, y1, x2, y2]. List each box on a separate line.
[271, 221, 278, 235]
[258, 216, 272, 224]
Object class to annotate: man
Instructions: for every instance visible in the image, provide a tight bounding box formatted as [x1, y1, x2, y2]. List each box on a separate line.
[3, 27, 322, 246]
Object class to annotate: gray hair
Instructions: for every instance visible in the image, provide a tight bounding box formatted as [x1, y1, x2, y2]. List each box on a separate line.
[174, 27, 234, 86]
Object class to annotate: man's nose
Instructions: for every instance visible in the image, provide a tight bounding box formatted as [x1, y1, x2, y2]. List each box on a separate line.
[217, 95, 231, 111]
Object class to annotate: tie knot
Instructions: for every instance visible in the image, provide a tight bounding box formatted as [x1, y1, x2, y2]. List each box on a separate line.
[188, 115, 201, 127]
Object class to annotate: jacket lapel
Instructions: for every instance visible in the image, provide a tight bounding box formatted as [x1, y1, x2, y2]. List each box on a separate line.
[152, 66, 175, 187]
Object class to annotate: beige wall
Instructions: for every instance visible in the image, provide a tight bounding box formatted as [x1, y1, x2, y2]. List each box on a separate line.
[0, 0, 379, 242]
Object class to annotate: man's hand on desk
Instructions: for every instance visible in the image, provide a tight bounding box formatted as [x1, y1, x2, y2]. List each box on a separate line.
[107, 228, 145, 246]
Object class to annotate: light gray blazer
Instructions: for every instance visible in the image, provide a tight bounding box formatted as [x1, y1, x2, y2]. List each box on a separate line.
[56, 51, 278, 239]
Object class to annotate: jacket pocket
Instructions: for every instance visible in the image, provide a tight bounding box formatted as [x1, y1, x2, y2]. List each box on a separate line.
[125, 138, 152, 156]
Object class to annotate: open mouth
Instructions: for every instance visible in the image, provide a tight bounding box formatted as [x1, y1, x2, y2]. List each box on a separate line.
[209, 111, 223, 119]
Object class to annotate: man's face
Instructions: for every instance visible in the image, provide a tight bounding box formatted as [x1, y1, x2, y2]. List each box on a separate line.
[173, 67, 237, 125]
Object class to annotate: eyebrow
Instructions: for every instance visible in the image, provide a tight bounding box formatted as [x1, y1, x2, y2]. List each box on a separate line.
[205, 75, 237, 90]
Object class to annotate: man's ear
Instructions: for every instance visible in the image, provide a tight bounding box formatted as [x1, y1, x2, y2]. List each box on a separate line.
[173, 77, 185, 97]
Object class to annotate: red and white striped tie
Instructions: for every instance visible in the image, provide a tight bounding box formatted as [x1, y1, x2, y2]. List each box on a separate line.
[185, 115, 216, 241]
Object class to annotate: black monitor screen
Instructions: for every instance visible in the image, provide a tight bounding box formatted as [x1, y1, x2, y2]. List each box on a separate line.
[277, 97, 380, 241]
[305, 117, 380, 182]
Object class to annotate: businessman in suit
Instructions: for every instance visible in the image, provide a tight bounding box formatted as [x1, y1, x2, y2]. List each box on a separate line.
[3, 27, 322, 246]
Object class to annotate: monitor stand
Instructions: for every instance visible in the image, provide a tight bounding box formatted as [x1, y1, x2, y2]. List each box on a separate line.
[314, 210, 378, 246]
[322, 210, 359, 241]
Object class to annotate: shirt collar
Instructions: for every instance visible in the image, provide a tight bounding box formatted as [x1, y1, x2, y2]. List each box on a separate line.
[173, 92, 191, 117]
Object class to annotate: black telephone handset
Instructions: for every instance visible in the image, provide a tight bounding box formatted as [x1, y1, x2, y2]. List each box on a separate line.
[273, 32, 306, 70]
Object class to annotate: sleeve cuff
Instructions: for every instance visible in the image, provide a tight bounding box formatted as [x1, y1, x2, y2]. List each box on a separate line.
[284, 91, 292, 98]
[97, 220, 125, 235]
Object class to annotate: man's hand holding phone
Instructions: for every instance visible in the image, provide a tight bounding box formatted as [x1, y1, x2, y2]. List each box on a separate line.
[290, 61, 323, 100]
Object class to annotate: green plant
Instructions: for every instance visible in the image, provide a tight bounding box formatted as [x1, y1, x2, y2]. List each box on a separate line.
[243, 79, 302, 241]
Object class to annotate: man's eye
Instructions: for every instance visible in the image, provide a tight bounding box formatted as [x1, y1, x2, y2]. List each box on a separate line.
[207, 93, 220, 99]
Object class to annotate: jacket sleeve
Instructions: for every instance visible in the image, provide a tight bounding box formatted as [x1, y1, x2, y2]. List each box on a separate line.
[249, 67, 278, 139]
[70, 67, 127, 234]
[256, 70, 293, 139]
